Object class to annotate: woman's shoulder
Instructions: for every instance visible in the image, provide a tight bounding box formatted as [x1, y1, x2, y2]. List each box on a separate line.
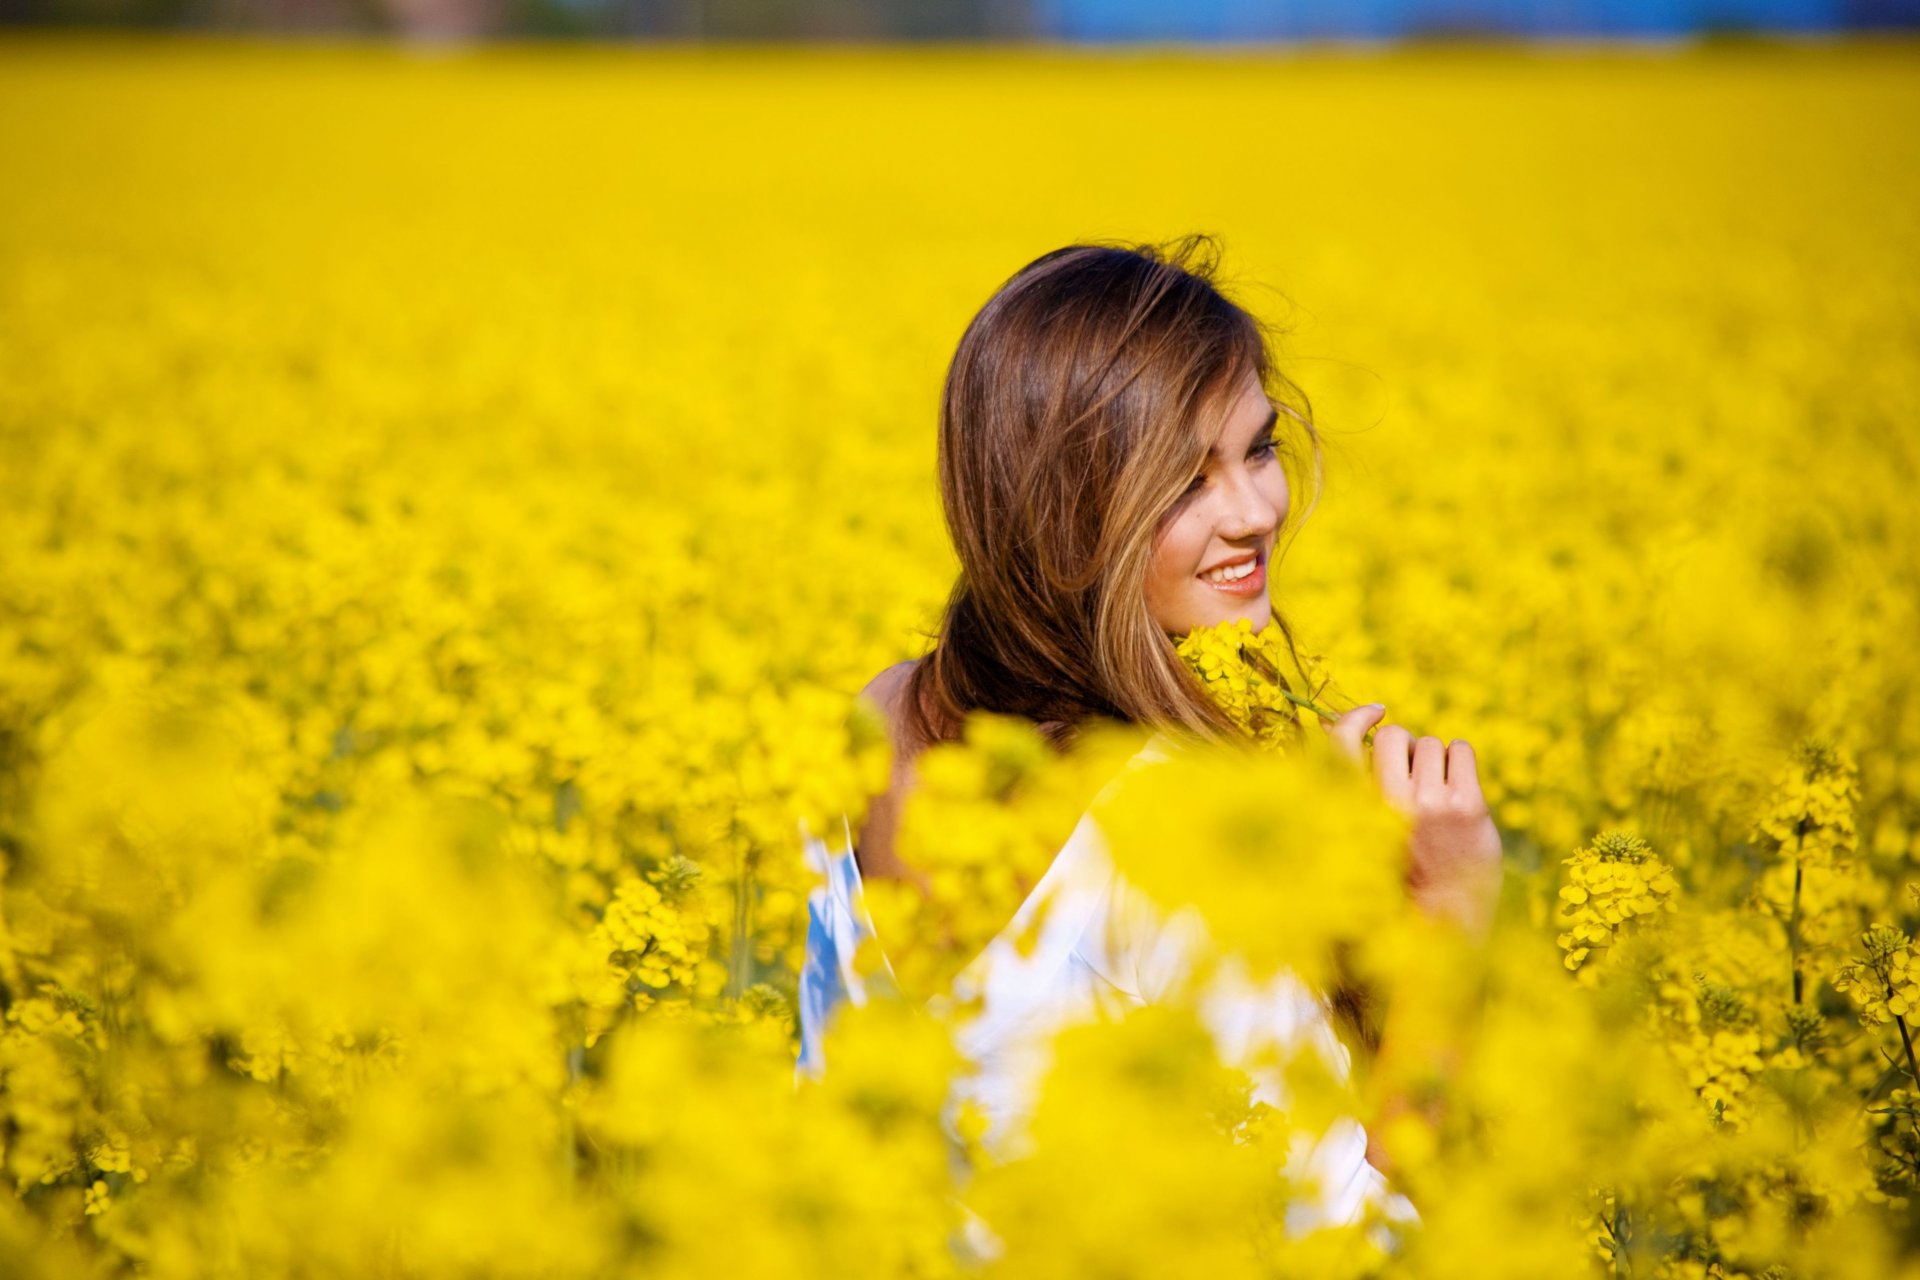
[858, 658, 922, 726]
[851, 658, 926, 886]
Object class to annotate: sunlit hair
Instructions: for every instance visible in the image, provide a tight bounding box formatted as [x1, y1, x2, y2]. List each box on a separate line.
[899, 233, 1327, 755]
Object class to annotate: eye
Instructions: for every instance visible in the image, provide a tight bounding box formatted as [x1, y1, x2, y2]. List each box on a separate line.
[1249, 436, 1279, 462]
[1182, 470, 1207, 496]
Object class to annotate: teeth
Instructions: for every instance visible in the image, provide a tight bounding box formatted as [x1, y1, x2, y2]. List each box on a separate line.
[1204, 560, 1256, 584]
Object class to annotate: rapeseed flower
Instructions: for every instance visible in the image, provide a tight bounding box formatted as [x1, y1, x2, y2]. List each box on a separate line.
[1556, 830, 1679, 978]
[2, 37, 1917, 1280]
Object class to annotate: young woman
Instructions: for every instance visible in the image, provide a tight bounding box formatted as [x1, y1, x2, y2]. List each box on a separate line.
[796, 234, 1504, 1254]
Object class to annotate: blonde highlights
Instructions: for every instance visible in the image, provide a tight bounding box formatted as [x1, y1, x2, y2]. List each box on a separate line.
[901, 233, 1326, 754]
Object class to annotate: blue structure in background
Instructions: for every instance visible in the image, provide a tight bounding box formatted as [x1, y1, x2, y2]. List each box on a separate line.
[3, 0, 1911, 42]
[1042, 0, 1918, 39]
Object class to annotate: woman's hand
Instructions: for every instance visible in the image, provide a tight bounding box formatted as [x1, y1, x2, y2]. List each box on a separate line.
[1324, 705, 1504, 940]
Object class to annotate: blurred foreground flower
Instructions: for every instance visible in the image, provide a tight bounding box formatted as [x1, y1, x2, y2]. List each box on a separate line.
[860, 714, 1147, 1005]
[1093, 738, 1410, 997]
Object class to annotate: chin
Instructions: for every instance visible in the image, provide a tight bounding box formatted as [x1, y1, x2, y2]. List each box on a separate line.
[1190, 594, 1271, 633]
[1236, 598, 1274, 631]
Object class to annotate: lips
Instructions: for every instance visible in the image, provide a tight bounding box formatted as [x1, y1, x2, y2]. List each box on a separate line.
[1199, 551, 1266, 597]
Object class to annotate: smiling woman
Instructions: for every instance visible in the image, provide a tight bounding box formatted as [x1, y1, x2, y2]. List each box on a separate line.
[794, 235, 1453, 1260]
[842, 236, 1328, 890]
[895, 234, 1327, 757]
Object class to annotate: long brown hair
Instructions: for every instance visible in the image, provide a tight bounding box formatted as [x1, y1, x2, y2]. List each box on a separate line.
[897, 234, 1384, 1054]
[899, 233, 1326, 755]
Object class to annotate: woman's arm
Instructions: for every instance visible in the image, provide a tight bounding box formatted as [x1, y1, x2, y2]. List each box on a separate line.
[1322, 706, 1505, 1181]
[852, 660, 934, 892]
[1357, 902, 1497, 1179]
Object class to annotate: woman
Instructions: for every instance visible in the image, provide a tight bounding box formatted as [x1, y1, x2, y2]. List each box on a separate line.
[797, 234, 1504, 1254]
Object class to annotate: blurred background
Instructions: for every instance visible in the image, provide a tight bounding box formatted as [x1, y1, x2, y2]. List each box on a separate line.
[0, 0, 1915, 44]
[3, 0, 1919, 1261]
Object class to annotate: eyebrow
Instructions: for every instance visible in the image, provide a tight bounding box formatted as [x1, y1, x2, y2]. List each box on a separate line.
[1209, 406, 1280, 458]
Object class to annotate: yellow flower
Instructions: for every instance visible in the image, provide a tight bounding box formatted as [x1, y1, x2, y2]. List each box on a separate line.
[1833, 924, 1920, 1029]
[1555, 831, 1678, 977]
[1174, 618, 1343, 749]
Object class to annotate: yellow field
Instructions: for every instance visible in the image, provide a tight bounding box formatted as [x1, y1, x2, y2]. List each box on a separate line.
[2, 34, 1918, 1277]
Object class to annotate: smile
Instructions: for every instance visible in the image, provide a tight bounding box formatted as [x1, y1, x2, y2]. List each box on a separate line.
[1199, 554, 1266, 596]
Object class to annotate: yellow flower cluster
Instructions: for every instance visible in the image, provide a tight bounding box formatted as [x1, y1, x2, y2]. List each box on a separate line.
[1094, 737, 1410, 994]
[592, 862, 719, 1005]
[862, 713, 1145, 1004]
[1863, 1083, 1920, 1212]
[1611, 902, 1847, 1151]
[1661, 988, 1768, 1130]
[1173, 618, 1341, 748]
[964, 1002, 1369, 1276]
[1750, 740, 1869, 997]
[1832, 925, 1920, 1028]
[1556, 831, 1680, 977]
[1753, 740, 1861, 868]
[1, 35, 1917, 1280]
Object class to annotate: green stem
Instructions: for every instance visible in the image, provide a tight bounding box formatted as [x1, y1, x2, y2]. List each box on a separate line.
[1887, 1009, 1920, 1154]
[1894, 1009, 1920, 1093]
[1600, 1198, 1633, 1278]
[1788, 858, 1804, 1006]
[562, 1044, 583, 1188]
[1278, 689, 1341, 724]
[1231, 642, 1341, 724]
[728, 867, 753, 999]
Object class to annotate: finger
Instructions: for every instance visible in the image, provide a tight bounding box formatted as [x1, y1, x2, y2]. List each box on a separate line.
[1447, 740, 1483, 800]
[1411, 736, 1447, 796]
[1370, 723, 1415, 813]
[1370, 723, 1412, 780]
[1321, 703, 1386, 766]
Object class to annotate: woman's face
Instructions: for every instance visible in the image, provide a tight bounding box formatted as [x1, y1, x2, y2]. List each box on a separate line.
[1143, 370, 1289, 637]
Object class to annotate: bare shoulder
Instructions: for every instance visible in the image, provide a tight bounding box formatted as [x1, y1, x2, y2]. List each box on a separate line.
[852, 657, 927, 886]
[859, 658, 923, 742]
[860, 657, 920, 705]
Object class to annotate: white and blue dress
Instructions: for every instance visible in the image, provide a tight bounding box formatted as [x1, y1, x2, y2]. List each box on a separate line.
[795, 733, 1421, 1260]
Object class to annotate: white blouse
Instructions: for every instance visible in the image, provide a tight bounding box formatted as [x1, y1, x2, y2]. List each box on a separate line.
[795, 734, 1421, 1261]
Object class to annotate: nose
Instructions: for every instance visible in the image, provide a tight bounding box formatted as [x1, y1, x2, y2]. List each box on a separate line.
[1219, 468, 1281, 541]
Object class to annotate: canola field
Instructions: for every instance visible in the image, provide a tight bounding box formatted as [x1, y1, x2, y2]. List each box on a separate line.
[2, 34, 1919, 1278]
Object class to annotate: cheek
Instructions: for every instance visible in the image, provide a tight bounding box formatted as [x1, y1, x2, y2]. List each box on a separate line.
[1267, 467, 1291, 525]
[1145, 514, 1206, 605]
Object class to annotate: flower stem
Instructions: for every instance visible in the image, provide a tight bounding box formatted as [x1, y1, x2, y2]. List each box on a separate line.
[1233, 642, 1342, 723]
[1277, 688, 1341, 723]
[1895, 1009, 1920, 1091]
[1887, 1008, 1920, 1151]
[1788, 858, 1804, 1006]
